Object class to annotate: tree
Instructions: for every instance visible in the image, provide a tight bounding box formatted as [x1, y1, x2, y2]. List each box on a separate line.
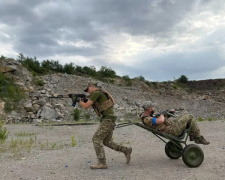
[17, 53, 25, 62]
[51, 61, 64, 72]
[135, 75, 145, 81]
[75, 65, 83, 73]
[83, 66, 97, 76]
[64, 62, 75, 74]
[177, 75, 188, 83]
[98, 66, 116, 78]
[0, 55, 6, 60]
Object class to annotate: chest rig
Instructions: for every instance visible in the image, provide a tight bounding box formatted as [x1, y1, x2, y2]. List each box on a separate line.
[92, 89, 115, 116]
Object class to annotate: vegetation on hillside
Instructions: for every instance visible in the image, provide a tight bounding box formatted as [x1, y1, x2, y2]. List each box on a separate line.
[1, 53, 189, 89]
[0, 73, 26, 113]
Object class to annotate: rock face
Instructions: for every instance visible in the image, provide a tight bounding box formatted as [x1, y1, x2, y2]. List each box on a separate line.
[40, 106, 59, 119]
[188, 79, 225, 90]
[1, 58, 225, 123]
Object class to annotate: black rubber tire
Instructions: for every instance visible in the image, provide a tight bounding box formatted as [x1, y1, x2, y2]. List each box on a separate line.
[165, 141, 183, 159]
[182, 144, 204, 168]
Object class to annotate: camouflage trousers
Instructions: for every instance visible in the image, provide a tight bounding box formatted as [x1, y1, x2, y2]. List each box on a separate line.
[92, 118, 129, 164]
[170, 114, 201, 137]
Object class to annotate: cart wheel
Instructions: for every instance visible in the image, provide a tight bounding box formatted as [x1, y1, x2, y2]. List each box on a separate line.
[182, 144, 204, 167]
[165, 141, 183, 159]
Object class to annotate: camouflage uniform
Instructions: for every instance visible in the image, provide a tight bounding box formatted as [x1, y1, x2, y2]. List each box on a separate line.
[141, 113, 201, 138]
[90, 89, 130, 164]
[170, 114, 200, 137]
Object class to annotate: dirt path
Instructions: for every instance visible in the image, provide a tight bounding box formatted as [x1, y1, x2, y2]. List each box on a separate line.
[0, 121, 225, 180]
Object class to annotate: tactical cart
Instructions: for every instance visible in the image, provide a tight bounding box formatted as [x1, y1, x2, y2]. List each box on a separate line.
[116, 122, 204, 168]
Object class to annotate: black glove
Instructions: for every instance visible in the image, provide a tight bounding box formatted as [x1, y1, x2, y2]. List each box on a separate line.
[83, 98, 88, 103]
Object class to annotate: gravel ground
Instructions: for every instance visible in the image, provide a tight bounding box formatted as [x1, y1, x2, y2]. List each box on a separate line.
[0, 120, 225, 180]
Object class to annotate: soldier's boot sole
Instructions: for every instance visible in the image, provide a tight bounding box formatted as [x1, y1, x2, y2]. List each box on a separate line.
[125, 147, 132, 164]
[90, 163, 108, 169]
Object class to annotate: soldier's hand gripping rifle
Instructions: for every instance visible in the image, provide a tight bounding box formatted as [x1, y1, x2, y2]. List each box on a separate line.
[49, 94, 88, 107]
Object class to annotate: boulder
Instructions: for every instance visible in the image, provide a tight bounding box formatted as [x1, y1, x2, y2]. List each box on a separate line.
[37, 98, 46, 106]
[23, 102, 33, 112]
[54, 104, 64, 110]
[41, 90, 46, 94]
[203, 95, 210, 100]
[33, 104, 41, 112]
[40, 106, 59, 119]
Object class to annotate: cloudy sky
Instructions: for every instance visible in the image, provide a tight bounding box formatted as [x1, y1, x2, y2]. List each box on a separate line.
[0, 0, 225, 81]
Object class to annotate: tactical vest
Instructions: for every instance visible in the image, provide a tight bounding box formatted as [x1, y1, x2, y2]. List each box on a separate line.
[92, 89, 115, 116]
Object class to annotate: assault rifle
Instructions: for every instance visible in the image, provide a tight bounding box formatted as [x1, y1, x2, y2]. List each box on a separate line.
[153, 108, 183, 118]
[49, 94, 88, 107]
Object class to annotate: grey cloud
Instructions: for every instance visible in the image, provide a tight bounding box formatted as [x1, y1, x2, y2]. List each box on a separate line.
[104, 46, 225, 81]
[89, 0, 196, 36]
[0, 0, 225, 81]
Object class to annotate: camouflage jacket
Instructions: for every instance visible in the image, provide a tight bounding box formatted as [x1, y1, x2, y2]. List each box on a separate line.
[140, 112, 173, 133]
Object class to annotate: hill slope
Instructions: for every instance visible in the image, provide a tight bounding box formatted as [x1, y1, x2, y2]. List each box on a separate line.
[0, 58, 225, 123]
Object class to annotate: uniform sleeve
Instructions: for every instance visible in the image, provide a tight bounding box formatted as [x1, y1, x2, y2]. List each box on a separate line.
[89, 91, 100, 102]
[143, 116, 153, 126]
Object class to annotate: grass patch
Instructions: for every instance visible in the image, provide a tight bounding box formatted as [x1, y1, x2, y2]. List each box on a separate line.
[33, 77, 45, 86]
[15, 131, 36, 137]
[71, 135, 76, 147]
[198, 116, 217, 121]
[72, 108, 82, 121]
[0, 121, 8, 144]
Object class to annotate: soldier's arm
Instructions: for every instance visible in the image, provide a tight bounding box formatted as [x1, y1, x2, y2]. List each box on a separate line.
[155, 114, 165, 124]
[143, 114, 165, 126]
[79, 100, 93, 109]
[79, 91, 99, 109]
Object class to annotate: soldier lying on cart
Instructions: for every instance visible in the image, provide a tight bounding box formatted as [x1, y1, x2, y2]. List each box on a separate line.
[140, 101, 210, 145]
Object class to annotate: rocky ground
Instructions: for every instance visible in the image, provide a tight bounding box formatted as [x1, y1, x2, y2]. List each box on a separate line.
[0, 120, 225, 180]
[1, 58, 225, 124]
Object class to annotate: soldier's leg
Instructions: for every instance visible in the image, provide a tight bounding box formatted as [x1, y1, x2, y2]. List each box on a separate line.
[92, 120, 113, 165]
[103, 126, 129, 153]
[102, 119, 132, 164]
[171, 114, 200, 137]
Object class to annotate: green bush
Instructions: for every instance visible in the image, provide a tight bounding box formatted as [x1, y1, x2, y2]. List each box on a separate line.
[33, 78, 45, 86]
[198, 116, 204, 121]
[0, 121, 8, 144]
[177, 75, 188, 83]
[84, 112, 91, 121]
[98, 66, 116, 78]
[173, 84, 178, 89]
[72, 108, 82, 121]
[122, 75, 132, 86]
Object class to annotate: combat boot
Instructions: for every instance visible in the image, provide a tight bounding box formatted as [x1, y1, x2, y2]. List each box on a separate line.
[90, 162, 108, 169]
[189, 135, 194, 141]
[195, 136, 210, 145]
[189, 131, 194, 141]
[124, 147, 132, 164]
